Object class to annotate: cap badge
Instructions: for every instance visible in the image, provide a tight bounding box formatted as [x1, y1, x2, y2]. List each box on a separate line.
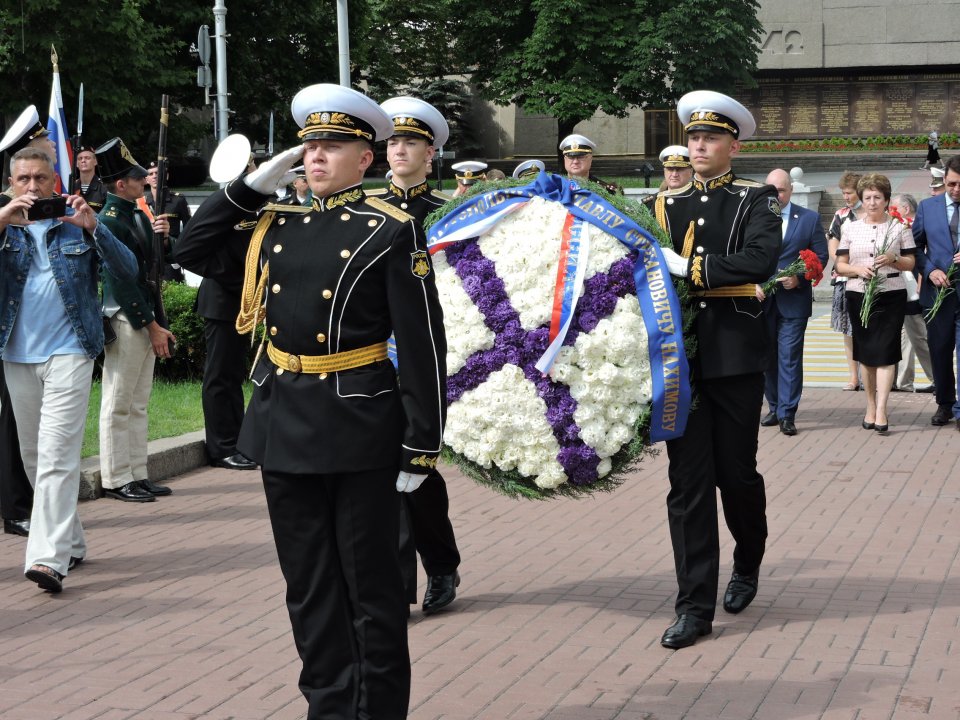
[319, 112, 330, 124]
[119, 142, 136, 165]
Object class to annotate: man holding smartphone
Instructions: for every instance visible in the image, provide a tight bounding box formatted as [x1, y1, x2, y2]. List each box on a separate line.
[0, 146, 138, 592]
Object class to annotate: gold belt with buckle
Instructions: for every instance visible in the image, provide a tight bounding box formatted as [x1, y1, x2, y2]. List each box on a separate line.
[690, 283, 757, 298]
[267, 341, 389, 374]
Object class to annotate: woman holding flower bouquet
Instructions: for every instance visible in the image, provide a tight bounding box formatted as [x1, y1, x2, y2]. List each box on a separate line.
[835, 174, 916, 433]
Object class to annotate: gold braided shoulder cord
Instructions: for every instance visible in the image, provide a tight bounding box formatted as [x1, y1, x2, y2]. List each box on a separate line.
[655, 195, 696, 260]
[236, 211, 275, 336]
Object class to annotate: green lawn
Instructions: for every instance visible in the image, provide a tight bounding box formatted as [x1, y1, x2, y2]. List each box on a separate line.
[82, 380, 253, 459]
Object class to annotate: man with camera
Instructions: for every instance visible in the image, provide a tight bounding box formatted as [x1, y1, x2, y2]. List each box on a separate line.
[95, 138, 176, 503]
[0, 146, 137, 592]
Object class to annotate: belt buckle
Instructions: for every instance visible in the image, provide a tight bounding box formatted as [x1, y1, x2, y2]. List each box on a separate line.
[288, 354, 302, 373]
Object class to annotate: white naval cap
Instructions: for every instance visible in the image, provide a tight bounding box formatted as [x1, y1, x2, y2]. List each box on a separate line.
[0, 105, 49, 155]
[930, 166, 945, 187]
[659, 145, 691, 168]
[559, 134, 596, 156]
[452, 160, 487, 184]
[677, 90, 756, 141]
[385, 169, 393, 181]
[380, 96, 449, 149]
[512, 159, 546, 179]
[291, 84, 393, 143]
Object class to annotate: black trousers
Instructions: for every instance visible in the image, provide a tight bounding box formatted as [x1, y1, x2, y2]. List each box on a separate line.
[399, 469, 461, 602]
[0, 363, 32, 521]
[201, 318, 249, 460]
[262, 468, 410, 720]
[665, 373, 768, 622]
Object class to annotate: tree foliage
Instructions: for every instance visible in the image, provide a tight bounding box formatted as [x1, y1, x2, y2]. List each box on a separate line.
[448, 0, 764, 148]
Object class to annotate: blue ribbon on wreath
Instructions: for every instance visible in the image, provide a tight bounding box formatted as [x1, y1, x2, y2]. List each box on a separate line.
[427, 171, 690, 442]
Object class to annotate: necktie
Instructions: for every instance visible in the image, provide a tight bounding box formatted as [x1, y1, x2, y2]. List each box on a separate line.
[952, 202, 960, 251]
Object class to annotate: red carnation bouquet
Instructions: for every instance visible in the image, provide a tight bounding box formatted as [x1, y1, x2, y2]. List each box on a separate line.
[761, 248, 824, 296]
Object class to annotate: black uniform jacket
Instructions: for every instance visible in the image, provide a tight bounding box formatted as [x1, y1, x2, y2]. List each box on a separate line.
[145, 189, 192, 238]
[80, 175, 107, 213]
[367, 180, 452, 226]
[655, 171, 781, 381]
[175, 178, 447, 476]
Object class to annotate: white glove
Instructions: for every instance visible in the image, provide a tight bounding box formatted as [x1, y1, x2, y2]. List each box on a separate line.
[396, 471, 429, 493]
[660, 247, 689, 278]
[243, 146, 304, 194]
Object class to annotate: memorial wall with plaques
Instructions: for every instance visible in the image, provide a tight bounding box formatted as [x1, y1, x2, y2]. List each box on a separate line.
[734, 73, 960, 138]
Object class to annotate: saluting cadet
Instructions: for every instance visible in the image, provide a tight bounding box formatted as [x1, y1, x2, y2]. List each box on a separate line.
[451, 160, 487, 196]
[512, 159, 545, 180]
[175, 84, 447, 720]
[654, 91, 781, 649]
[375, 96, 462, 615]
[560, 133, 622, 195]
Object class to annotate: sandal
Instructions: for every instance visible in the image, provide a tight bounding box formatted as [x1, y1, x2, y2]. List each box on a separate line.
[25, 564, 63, 593]
[842, 383, 861, 391]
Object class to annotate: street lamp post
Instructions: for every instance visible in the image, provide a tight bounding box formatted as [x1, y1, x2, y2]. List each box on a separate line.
[337, 0, 350, 87]
[213, 0, 229, 141]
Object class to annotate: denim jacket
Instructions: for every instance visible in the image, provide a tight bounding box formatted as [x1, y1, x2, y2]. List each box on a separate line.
[0, 218, 138, 359]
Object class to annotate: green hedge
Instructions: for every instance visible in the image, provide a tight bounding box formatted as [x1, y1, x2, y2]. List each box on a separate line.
[740, 133, 959, 153]
[158, 282, 207, 381]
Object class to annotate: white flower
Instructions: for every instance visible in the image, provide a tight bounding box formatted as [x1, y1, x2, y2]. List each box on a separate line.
[433, 251, 495, 374]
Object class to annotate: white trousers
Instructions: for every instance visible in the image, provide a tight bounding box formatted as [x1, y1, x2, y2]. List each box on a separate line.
[899, 314, 935, 390]
[3, 355, 92, 575]
[100, 314, 155, 490]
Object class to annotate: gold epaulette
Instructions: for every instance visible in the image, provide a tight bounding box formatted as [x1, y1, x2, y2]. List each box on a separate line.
[262, 202, 311, 214]
[366, 188, 388, 197]
[732, 179, 763, 187]
[365, 196, 414, 223]
[431, 189, 453, 202]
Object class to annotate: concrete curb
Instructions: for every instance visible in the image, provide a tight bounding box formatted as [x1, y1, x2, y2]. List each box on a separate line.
[78, 430, 207, 500]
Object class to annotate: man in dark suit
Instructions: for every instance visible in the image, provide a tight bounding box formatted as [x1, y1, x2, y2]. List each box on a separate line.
[655, 91, 781, 649]
[758, 168, 827, 436]
[912, 154, 960, 431]
[175, 84, 446, 720]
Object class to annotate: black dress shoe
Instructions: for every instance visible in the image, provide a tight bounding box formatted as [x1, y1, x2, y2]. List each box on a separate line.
[760, 411, 778, 427]
[422, 571, 460, 615]
[104, 481, 156, 502]
[723, 572, 759, 614]
[68, 556, 84, 571]
[660, 614, 712, 649]
[210, 453, 258, 470]
[915, 385, 936, 394]
[3, 518, 30, 537]
[932, 405, 953, 426]
[779, 419, 797, 436]
[138, 479, 172, 496]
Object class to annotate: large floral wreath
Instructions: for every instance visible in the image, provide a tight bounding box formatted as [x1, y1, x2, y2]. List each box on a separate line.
[424, 173, 691, 499]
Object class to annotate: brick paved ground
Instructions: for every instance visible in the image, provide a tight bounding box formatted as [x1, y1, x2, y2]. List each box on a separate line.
[1, 387, 958, 720]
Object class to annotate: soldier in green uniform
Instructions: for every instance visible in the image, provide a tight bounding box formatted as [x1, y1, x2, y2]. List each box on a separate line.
[654, 91, 781, 649]
[175, 84, 446, 720]
[96, 138, 175, 503]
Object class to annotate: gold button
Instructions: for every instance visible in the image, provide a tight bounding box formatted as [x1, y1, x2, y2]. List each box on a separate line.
[270, 326, 278, 336]
[276, 367, 284, 375]
[303, 216, 311, 224]
[368, 219, 377, 227]
[288, 355, 302, 373]
[272, 283, 281, 294]
[400, 202, 408, 210]
[273, 244, 282, 253]
[322, 289, 332, 299]
[340, 249, 350, 259]
[316, 333, 326, 343]
[340, 213, 350, 221]
[278, 217, 286, 225]
[318, 372, 328, 380]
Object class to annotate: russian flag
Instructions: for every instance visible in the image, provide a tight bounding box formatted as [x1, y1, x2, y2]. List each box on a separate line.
[46, 65, 73, 194]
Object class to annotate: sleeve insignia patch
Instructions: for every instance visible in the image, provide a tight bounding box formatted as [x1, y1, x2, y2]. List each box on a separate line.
[410, 454, 438, 469]
[768, 197, 781, 216]
[410, 249, 431, 279]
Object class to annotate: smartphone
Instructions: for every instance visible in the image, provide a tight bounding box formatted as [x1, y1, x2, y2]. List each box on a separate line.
[26, 196, 67, 221]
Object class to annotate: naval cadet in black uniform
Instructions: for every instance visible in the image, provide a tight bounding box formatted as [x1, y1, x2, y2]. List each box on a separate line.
[175, 84, 446, 720]
[560, 133, 623, 195]
[75, 146, 107, 212]
[374, 96, 462, 615]
[653, 91, 781, 649]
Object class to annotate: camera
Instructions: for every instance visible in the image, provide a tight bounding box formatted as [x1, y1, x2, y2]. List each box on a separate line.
[26, 196, 67, 221]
